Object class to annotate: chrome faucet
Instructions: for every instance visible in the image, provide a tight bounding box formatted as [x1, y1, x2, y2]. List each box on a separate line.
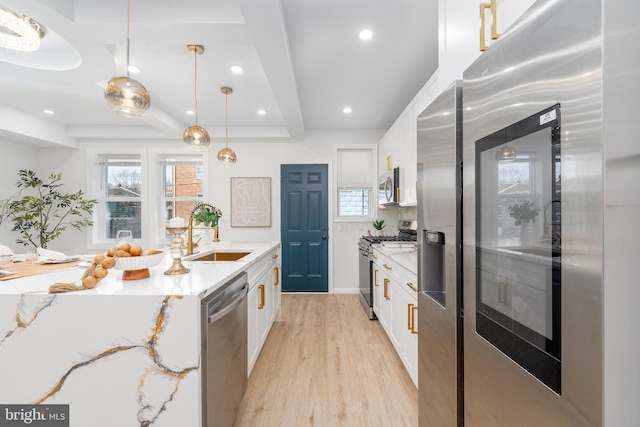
[187, 203, 216, 255]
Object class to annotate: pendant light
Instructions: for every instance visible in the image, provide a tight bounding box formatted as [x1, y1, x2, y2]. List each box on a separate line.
[183, 44, 210, 149]
[104, 0, 151, 118]
[495, 144, 517, 163]
[217, 86, 237, 166]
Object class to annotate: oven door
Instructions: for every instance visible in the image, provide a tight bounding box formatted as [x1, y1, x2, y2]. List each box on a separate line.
[358, 247, 376, 319]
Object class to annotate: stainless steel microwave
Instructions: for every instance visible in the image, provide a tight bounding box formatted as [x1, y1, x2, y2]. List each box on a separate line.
[378, 167, 399, 206]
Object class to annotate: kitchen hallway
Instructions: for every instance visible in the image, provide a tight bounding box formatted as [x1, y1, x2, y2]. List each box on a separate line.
[234, 294, 418, 426]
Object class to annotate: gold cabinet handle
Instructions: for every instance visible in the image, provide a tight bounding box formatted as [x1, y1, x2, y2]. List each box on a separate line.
[274, 267, 280, 286]
[374, 269, 379, 287]
[372, 254, 377, 259]
[406, 282, 417, 292]
[411, 305, 419, 335]
[258, 284, 265, 309]
[480, 3, 491, 51]
[480, 0, 500, 51]
[490, 0, 500, 40]
[384, 278, 390, 300]
[407, 303, 413, 331]
[383, 263, 392, 271]
[396, 187, 400, 204]
[272, 254, 279, 260]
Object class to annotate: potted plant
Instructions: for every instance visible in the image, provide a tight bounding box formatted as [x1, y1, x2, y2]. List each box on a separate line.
[508, 201, 540, 226]
[192, 203, 223, 242]
[7, 169, 97, 249]
[372, 219, 386, 236]
[508, 200, 540, 246]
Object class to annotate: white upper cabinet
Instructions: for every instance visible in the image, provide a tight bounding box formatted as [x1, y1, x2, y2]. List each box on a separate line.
[379, 113, 417, 207]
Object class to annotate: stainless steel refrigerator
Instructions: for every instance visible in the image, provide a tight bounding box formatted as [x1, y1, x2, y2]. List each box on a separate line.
[417, 0, 621, 425]
[417, 81, 463, 426]
[462, 0, 604, 425]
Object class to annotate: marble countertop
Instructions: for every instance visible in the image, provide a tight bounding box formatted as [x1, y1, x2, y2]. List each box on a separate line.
[0, 241, 280, 298]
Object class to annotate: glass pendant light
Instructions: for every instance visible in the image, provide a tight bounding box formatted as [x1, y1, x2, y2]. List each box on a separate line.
[104, 0, 150, 118]
[495, 144, 517, 163]
[183, 44, 210, 149]
[217, 86, 237, 165]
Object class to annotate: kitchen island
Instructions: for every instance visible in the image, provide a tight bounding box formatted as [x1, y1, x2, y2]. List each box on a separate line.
[0, 241, 280, 427]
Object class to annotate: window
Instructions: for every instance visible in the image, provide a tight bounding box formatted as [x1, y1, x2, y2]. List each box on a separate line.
[97, 155, 143, 241]
[160, 155, 205, 225]
[337, 148, 374, 217]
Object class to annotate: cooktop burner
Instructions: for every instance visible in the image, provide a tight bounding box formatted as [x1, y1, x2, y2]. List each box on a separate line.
[362, 235, 415, 243]
[359, 220, 417, 253]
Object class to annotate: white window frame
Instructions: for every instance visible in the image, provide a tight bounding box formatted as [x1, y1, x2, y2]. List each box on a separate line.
[87, 148, 147, 250]
[87, 146, 208, 250]
[334, 144, 377, 222]
[156, 154, 206, 244]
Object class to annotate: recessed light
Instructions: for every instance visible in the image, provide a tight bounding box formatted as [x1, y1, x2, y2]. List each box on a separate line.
[42, 109, 55, 115]
[343, 106, 352, 114]
[128, 64, 141, 74]
[186, 110, 195, 115]
[257, 109, 266, 116]
[231, 65, 244, 74]
[359, 29, 373, 41]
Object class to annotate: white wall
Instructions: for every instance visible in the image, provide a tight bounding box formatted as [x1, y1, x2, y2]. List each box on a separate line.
[1, 130, 383, 293]
[0, 140, 41, 252]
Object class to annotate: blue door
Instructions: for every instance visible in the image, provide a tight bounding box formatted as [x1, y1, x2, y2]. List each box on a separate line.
[280, 164, 329, 292]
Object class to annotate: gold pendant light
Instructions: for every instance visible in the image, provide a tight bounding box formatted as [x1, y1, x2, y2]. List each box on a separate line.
[495, 144, 517, 163]
[217, 86, 237, 165]
[183, 44, 210, 149]
[104, 0, 150, 118]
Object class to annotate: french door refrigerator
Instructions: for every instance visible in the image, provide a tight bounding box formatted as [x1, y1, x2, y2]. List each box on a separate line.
[462, 0, 604, 425]
[417, 81, 463, 426]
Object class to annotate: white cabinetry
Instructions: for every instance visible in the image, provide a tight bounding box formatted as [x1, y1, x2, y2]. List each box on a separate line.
[372, 247, 418, 387]
[379, 114, 417, 206]
[247, 246, 281, 375]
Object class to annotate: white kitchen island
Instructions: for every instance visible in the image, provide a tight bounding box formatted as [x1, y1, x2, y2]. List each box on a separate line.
[0, 241, 280, 427]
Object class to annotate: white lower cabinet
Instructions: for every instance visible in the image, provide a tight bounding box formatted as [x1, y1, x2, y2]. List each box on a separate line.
[247, 246, 281, 375]
[373, 248, 418, 387]
[391, 279, 418, 386]
[373, 259, 392, 335]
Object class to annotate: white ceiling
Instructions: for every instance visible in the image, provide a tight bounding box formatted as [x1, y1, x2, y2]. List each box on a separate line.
[0, 0, 438, 147]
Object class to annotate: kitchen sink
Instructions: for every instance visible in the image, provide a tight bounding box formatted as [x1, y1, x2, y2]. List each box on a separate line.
[187, 251, 252, 262]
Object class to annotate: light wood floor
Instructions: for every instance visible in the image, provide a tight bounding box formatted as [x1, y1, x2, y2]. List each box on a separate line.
[234, 294, 418, 427]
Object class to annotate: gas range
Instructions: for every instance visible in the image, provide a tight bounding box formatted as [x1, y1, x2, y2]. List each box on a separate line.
[358, 220, 417, 254]
[358, 220, 417, 320]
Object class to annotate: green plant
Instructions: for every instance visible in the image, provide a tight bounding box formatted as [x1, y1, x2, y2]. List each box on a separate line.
[508, 201, 540, 226]
[8, 169, 97, 248]
[372, 219, 386, 231]
[192, 203, 223, 227]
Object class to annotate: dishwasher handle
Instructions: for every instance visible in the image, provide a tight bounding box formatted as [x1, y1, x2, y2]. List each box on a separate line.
[208, 283, 248, 324]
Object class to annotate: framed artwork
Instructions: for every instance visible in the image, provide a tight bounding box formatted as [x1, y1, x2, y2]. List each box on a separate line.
[230, 177, 271, 227]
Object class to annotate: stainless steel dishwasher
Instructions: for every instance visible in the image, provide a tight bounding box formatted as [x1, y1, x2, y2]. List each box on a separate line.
[201, 272, 248, 427]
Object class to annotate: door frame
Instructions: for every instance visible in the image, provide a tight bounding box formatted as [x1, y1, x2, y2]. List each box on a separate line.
[279, 161, 333, 293]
